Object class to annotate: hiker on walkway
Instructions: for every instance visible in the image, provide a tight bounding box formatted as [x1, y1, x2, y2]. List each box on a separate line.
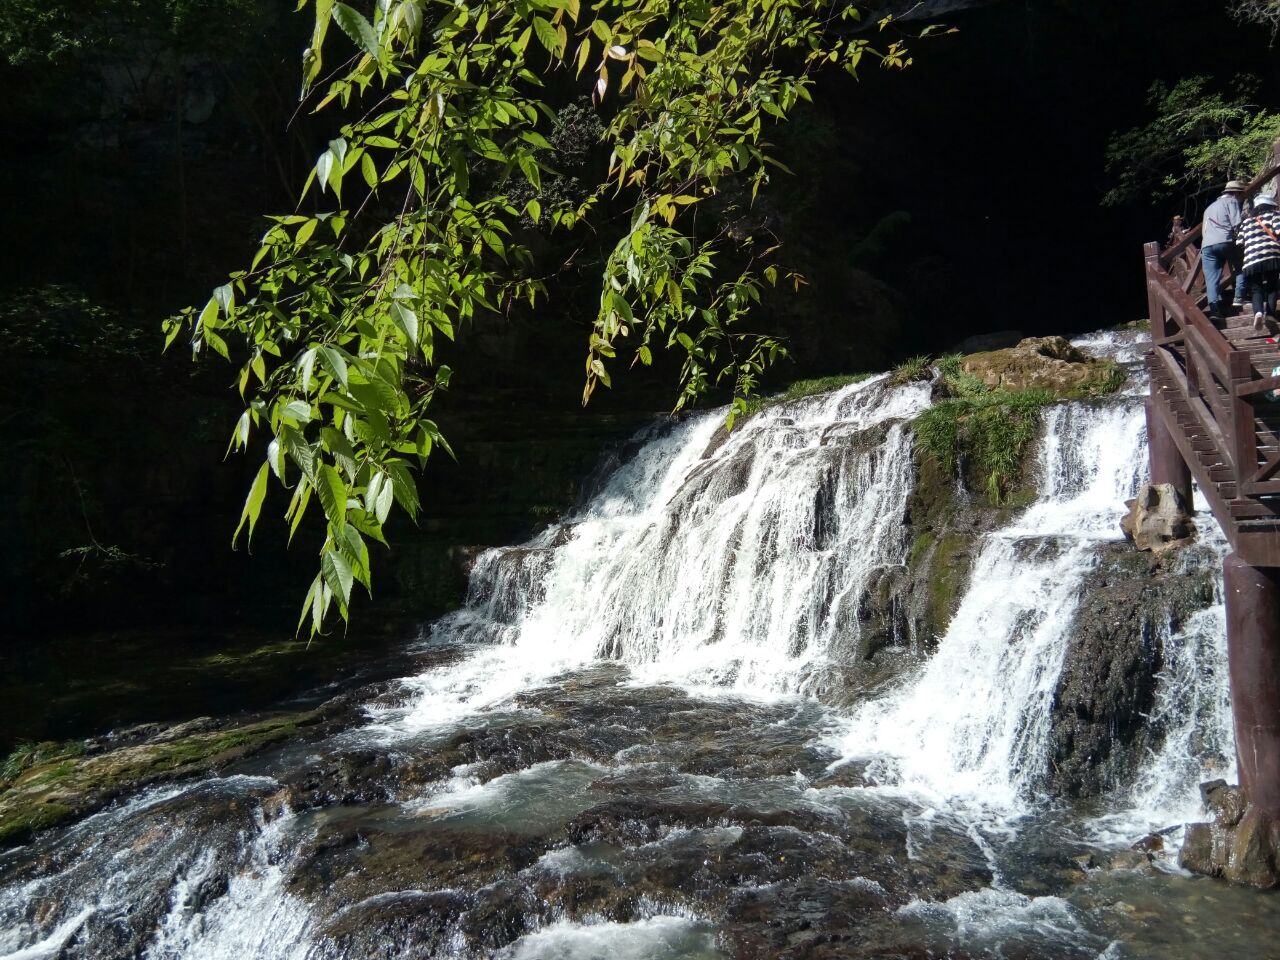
[1237, 194, 1280, 331]
[1202, 179, 1248, 319]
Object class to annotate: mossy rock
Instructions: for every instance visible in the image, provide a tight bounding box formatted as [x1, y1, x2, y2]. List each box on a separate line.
[960, 336, 1119, 396]
[0, 708, 336, 847]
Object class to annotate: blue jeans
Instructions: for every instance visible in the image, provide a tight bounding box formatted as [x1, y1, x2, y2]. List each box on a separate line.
[1202, 241, 1247, 308]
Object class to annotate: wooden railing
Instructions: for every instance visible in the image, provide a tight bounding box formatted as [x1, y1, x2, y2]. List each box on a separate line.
[1145, 145, 1280, 532]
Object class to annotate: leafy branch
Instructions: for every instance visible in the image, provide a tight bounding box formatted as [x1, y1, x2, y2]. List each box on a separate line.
[164, 0, 923, 635]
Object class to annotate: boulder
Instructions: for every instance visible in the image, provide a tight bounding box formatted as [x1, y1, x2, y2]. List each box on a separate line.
[1120, 483, 1197, 552]
[1180, 781, 1280, 888]
[960, 336, 1102, 393]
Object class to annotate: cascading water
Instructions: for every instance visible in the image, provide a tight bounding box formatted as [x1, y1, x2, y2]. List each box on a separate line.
[3, 328, 1271, 960]
[836, 399, 1154, 809]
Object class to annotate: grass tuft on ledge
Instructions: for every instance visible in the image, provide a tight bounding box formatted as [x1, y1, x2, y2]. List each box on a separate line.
[915, 355, 1128, 504]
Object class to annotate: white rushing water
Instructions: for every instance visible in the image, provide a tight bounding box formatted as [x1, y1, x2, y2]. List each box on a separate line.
[836, 399, 1152, 809]
[0, 329, 1241, 960]
[373, 330, 1231, 829]
[371, 374, 935, 737]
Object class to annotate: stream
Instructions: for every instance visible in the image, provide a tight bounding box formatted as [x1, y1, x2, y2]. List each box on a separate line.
[3, 330, 1278, 959]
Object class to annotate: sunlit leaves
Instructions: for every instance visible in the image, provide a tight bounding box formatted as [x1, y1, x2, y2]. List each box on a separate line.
[168, 0, 917, 636]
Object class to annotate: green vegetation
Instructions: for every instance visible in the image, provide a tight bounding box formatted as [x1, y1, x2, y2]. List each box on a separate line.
[1, 739, 85, 789]
[0, 712, 318, 845]
[890, 354, 931, 386]
[913, 355, 1127, 505]
[1104, 75, 1280, 207]
[161, 0, 925, 634]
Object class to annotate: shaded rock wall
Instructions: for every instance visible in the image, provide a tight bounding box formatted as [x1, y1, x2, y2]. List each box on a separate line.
[1042, 543, 1219, 799]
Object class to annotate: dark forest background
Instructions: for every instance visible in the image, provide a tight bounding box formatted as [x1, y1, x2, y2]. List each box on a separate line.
[2, 0, 1276, 655]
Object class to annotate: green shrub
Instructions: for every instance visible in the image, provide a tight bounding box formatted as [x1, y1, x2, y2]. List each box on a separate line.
[1, 739, 86, 790]
[890, 354, 931, 386]
[915, 390, 1054, 505]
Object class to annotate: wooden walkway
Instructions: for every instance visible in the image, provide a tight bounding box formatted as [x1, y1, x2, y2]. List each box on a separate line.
[1145, 170, 1280, 566]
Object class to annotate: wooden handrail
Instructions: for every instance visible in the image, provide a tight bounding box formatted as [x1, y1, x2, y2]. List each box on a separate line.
[1146, 261, 1232, 373]
[1145, 250, 1260, 488]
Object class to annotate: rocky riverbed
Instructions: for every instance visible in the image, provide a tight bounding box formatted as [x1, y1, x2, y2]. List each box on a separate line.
[4, 655, 1280, 960]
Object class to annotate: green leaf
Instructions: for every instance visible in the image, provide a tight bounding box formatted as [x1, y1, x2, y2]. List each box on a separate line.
[319, 346, 349, 388]
[296, 219, 318, 246]
[385, 461, 420, 519]
[336, 522, 372, 590]
[315, 463, 348, 527]
[321, 425, 358, 480]
[232, 462, 270, 549]
[334, 3, 379, 56]
[282, 426, 318, 482]
[321, 547, 355, 609]
[298, 348, 318, 392]
[281, 399, 313, 424]
[391, 301, 419, 346]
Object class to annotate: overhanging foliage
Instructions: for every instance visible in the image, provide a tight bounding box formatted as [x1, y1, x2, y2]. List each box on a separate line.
[163, 0, 924, 634]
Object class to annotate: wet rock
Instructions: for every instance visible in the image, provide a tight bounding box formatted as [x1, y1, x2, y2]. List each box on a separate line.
[279, 748, 401, 810]
[0, 703, 347, 847]
[1131, 833, 1165, 854]
[316, 889, 469, 959]
[1181, 782, 1280, 888]
[1120, 483, 1196, 552]
[1042, 541, 1218, 799]
[292, 813, 557, 907]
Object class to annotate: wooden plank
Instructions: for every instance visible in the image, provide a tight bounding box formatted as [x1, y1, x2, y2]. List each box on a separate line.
[1159, 226, 1203, 269]
[1151, 346, 1234, 464]
[1230, 499, 1280, 519]
[1146, 242, 1170, 341]
[1184, 319, 1234, 387]
[1238, 374, 1280, 398]
[1233, 527, 1280, 568]
[1182, 247, 1203, 296]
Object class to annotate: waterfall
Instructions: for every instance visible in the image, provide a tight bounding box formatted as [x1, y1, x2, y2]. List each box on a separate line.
[378, 328, 1232, 823]
[374, 375, 934, 737]
[0, 328, 1245, 960]
[835, 399, 1152, 809]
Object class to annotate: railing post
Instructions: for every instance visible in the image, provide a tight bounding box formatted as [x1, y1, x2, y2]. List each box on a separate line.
[1146, 394, 1193, 507]
[1231, 350, 1258, 494]
[1145, 242, 1168, 341]
[1224, 554, 1280, 818]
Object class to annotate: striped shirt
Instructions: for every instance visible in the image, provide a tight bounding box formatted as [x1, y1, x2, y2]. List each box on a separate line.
[1237, 210, 1280, 274]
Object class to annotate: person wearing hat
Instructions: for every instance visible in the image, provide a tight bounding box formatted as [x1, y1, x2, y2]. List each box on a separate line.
[1202, 179, 1249, 321]
[1236, 193, 1280, 331]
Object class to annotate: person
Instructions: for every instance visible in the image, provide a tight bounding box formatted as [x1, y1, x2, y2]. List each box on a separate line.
[1236, 194, 1280, 331]
[1202, 179, 1248, 319]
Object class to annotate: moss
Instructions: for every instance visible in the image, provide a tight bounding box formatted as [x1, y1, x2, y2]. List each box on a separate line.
[0, 711, 320, 847]
[2, 739, 86, 789]
[0, 801, 76, 845]
[928, 533, 969, 633]
[908, 530, 934, 570]
[1111, 318, 1151, 332]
